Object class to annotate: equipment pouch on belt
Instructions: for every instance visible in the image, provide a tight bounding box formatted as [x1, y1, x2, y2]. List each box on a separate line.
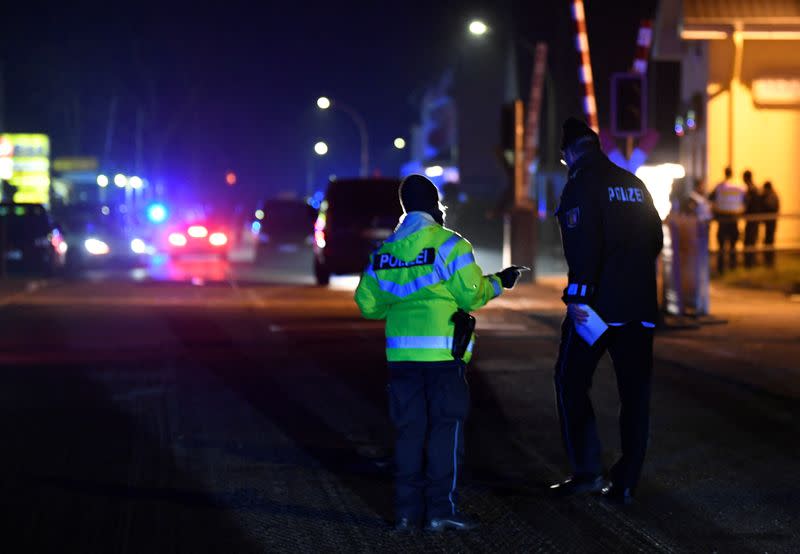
[450, 309, 476, 360]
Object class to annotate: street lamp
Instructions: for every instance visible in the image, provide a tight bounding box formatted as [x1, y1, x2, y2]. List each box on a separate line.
[468, 19, 489, 36]
[315, 96, 369, 176]
[314, 141, 329, 156]
[129, 176, 144, 190]
[97, 174, 109, 187]
[394, 137, 406, 150]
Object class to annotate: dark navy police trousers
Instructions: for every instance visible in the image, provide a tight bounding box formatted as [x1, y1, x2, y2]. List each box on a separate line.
[554, 319, 654, 490]
[387, 360, 469, 520]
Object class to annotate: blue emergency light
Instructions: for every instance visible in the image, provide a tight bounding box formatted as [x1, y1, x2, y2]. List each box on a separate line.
[147, 203, 168, 224]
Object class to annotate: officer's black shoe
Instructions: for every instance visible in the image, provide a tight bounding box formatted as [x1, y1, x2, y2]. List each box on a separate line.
[424, 514, 478, 532]
[549, 475, 605, 497]
[599, 482, 634, 505]
[394, 517, 421, 533]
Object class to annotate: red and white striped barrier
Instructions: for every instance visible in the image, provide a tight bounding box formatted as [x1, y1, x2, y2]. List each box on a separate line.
[632, 20, 653, 75]
[571, 0, 598, 132]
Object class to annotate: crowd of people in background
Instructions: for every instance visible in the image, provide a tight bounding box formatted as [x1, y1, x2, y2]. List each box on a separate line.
[708, 167, 780, 274]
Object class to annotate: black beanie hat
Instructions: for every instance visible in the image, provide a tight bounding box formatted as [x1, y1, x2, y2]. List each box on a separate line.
[399, 174, 440, 214]
[560, 117, 599, 151]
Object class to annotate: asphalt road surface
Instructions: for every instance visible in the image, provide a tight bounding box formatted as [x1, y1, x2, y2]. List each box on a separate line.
[0, 252, 798, 553]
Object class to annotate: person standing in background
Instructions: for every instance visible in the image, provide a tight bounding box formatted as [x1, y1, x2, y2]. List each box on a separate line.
[742, 170, 761, 268]
[760, 181, 780, 267]
[709, 167, 745, 274]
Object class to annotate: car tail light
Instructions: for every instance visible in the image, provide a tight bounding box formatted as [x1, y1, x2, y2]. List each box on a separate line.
[187, 225, 208, 238]
[169, 232, 188, 247]
[209, 232, 228, 246]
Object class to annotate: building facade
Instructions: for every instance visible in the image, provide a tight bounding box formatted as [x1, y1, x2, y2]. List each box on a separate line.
[656, 0, 800, 248]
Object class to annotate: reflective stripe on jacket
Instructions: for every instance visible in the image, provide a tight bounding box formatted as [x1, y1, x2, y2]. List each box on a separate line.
[354, 212, 502, 362]
[711, 181, 746, 215]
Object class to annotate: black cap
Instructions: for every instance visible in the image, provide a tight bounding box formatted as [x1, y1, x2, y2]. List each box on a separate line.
[399, 174, 440, 214]
[560, 117, 599, 151]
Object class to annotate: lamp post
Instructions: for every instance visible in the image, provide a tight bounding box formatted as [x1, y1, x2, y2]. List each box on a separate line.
[466, 20, 538, 282]
[316, 96, 369, 177]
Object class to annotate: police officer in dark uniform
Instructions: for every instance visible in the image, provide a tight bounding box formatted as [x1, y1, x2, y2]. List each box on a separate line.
[549, 118, 663, 504]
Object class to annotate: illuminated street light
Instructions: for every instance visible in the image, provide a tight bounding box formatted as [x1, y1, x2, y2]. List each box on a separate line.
[394, 137, 406, 150]
[114, 173, 127, 188]
[317, 96, 331, 110]
[129, 176, 144, 189]
[97, 174, 109, 187]
[314, 141, 329, 156]
[469, 20, 489, 36]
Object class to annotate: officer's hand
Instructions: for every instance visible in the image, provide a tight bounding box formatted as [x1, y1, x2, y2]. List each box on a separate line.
[567, 303, 590, 324]
[496, 266, 529, 289]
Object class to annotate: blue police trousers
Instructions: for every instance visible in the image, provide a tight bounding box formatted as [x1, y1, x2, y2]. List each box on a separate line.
[554, 319, 654, 490]
[387, 360, 469, 520]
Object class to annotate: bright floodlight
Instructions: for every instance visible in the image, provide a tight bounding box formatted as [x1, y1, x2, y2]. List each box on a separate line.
[129, 176, 144, 189]
[114, 173, 127, 187]
[317, 96, 331, 110]
[394, 137, 406, 150]
[314, 141, 329, 156]
[469, 20, 489, 36]
[97, 174, 109, 187]
[425, 165, 444, 178]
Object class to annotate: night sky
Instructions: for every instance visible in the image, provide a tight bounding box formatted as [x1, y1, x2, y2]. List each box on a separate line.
[0, 0, 662, 208]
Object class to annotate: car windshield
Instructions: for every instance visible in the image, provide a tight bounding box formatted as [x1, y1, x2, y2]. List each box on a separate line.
[60, 209, 125, 237]
[0, 205, 51, 239]
[326, 180, 402, 229]
[261, 201, 312, 232]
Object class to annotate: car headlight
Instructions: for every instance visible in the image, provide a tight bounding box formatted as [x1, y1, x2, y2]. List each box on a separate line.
[130, 238, 146, 254]
[84, 238, 110, 255]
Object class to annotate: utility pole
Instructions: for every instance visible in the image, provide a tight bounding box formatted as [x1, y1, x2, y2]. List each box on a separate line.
[103, 95, 118, 166]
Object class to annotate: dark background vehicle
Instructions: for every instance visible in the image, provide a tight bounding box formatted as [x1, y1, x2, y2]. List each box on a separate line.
[0, 203, 66, 276]
[312, 178, 402, 285]
[255, 197, 316, 263]
[56, 205, 150, 271]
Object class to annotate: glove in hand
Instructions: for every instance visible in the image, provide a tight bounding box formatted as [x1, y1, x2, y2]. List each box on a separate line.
[496, 265, 529, 289]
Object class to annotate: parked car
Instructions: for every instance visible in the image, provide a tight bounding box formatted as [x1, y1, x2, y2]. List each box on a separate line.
[255, 197, 316, 263]
[0, 203, 66, 276]
[312, 178, 402, 285]
[57, 206, 151, 270]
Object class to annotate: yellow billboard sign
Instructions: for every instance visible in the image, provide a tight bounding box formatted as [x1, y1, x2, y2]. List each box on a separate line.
[0, 134, 51, 206]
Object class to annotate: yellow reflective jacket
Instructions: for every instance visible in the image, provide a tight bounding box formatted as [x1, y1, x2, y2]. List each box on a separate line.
[354, 212, 503, 362]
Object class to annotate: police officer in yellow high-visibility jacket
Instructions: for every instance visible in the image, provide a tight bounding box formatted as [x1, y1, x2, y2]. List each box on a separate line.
[355, 174, 522, 533]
